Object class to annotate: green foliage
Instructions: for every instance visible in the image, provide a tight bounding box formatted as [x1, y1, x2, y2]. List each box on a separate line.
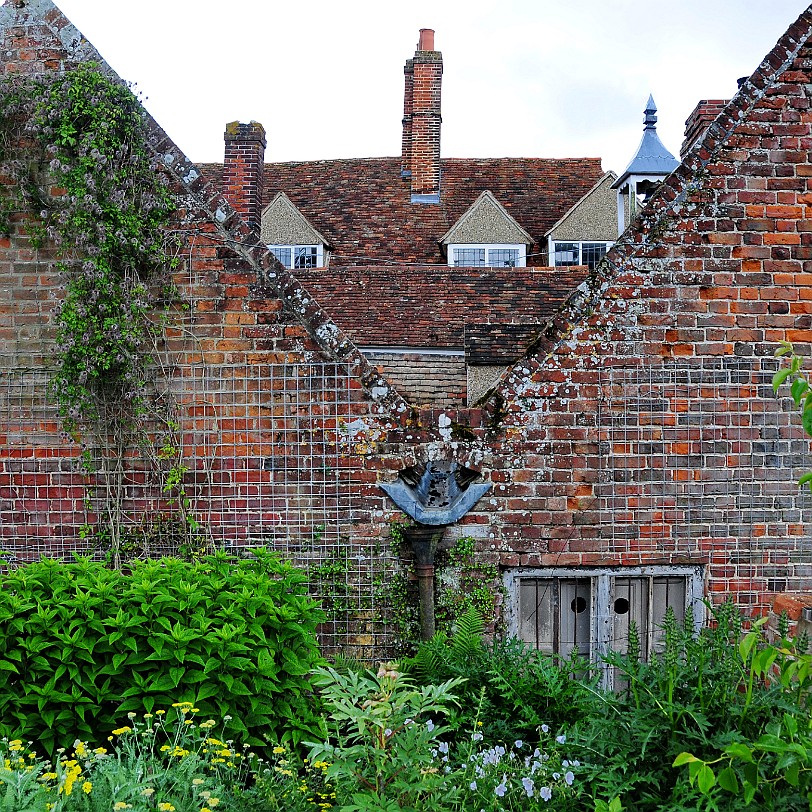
[674, 628, 812, 810]
[0, 707, 268, 812]
[774, 341, 812, 481]
[307, 662, 465, 811]
[0, 552, 325, 756]
[0, 63, 177, 431]
[382, 528, 503, 655]
[407, 607, 597, 744]
[570, 600, 807, 810]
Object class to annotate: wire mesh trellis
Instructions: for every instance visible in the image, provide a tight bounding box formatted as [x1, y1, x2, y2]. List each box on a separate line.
[0, 358, 396, 657]
[596, 357, 812, 612]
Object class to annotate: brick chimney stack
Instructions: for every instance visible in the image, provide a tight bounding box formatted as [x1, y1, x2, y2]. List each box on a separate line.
[223, 121, 267, 231]
[680, 100, 728, 159]
[401, 29, 442, 203]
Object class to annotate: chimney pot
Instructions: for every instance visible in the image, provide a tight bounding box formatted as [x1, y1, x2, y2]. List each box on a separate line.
[418, 28, 435, 51]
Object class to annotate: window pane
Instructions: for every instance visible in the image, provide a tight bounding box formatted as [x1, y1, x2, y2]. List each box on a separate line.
[453, 248, 486, 267]
[651, 577, 686, 653]
[559, 578, 592, 657]
[553, 242, 579, 266]
[581, 243, 609, 270]
[488, 249, 519, 268]
[519, 579, 555, 653]
[611, 577, 649, 658]
[269, 246, 292, 268]
[294, 246, 319, 268]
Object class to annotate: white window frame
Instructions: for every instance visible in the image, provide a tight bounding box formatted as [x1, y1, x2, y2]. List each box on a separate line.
[503, 565, 705, 690]
[548, 240, 613, 269]
[267, 244, 325, 270]
[448, 243, 526, 268]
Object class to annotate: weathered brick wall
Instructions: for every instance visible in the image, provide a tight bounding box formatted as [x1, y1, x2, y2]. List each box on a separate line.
[4, 0, 812, 660]
[452, 7, 812, 620]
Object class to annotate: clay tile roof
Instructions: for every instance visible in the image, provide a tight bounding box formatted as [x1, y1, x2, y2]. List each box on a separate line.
[201, 156, 604, 265]
[295, 265, 590, 349]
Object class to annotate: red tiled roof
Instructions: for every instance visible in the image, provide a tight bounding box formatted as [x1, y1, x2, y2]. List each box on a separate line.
[295, 265, 590, 349]
[201, 157, 604, 265]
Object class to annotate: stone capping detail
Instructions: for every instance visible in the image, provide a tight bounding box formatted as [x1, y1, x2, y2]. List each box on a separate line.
[485, 5, 812, 414]
[440, 190, 532, 247]
[260, 191, 329, 248]
[0, 0, 409, 421]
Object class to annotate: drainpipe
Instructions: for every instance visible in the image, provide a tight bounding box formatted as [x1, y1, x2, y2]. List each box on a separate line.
[402, 523, 446, 641]
[380, 460, 491, 643]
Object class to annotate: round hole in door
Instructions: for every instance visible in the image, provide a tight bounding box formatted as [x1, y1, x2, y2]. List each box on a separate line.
[570, 596, 587, 614]
[614, 597, 630, 615]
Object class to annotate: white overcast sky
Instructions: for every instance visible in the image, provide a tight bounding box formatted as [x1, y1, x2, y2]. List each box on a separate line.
[34, 1, 812, 174]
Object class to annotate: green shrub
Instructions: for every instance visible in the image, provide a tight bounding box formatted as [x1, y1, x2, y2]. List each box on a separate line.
[0, 551, 325, 754]
[406, 607, 596, 744]
[571, 602, 807, 810]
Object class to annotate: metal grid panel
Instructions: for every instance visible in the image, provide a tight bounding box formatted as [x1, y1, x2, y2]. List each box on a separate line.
[597, 358, 812, 609]
[0, 359, 396, 657]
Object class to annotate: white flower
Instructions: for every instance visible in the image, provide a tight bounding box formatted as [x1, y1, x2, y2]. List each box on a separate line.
[553, 772, 560, 780]
[404, 718, 414, 726]
[541, 724, 549, 733]
[540, 785, 552, 801]
[426, 719, 435, 732]
[495, 777, 507, 797]
[469, 781, 477, 791]
[565, 771, 575, 786]
[556, 734, 566, 744]
[438, 741, 449, 754]
[472, 732, 483, 742]
[522, 776, 535, 797]
[384, 728, 392, 738]
[562, 760, 569, 767]
[514, 739, 524, 749]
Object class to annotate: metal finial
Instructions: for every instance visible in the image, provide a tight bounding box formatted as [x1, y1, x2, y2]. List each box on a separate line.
[644, 95, 658, 130]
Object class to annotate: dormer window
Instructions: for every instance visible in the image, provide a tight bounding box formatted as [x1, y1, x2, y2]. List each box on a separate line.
[441, 191, 532, 268]
[449, 244, 526, 268]
[551, 241, 612, 270]
[268, 244, 324, 270]
[261, 192, 330, 270]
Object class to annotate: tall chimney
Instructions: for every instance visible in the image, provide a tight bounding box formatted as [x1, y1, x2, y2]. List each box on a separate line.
[223, 121, 267, 231]
[680, 100, 728, 159]
[401, 29, 442, 203]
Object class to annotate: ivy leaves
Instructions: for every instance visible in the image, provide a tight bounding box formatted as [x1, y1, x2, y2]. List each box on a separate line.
[0, 63, 176, 431]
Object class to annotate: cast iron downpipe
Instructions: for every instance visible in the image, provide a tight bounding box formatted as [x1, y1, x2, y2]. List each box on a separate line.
[401, 523, 445, 641]
[380, 460, 491, 642]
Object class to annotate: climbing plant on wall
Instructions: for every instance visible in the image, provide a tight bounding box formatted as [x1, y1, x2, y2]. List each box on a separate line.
[0, 63, 191, 565]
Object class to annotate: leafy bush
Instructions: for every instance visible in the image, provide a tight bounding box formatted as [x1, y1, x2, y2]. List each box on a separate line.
[675, 625, 812, 810]
[306, 662, 585, 811]
[570, 602, 806, 810]
[406, 607, 596, 744]
[0, 551, 325, 754]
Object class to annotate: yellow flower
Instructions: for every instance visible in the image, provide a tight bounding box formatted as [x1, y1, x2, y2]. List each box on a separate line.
[192, 778, 205, 786]
[156, 710, 166, 716]
[82, 781, 92, 794]
[93, 747, 107, 756]
[113, 803, 131, 810]
[208, 800, 219, 808]
[273, 746, 285, 754]
[158, 804, 176, 811]
[111, 727, 132, 736]
[141, 787, 155, 796]
[201, 809, 212, 812]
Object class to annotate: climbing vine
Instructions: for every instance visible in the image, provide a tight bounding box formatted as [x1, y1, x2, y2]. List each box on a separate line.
[0, 62, 177, 429]
[0, 63, 191, 565]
